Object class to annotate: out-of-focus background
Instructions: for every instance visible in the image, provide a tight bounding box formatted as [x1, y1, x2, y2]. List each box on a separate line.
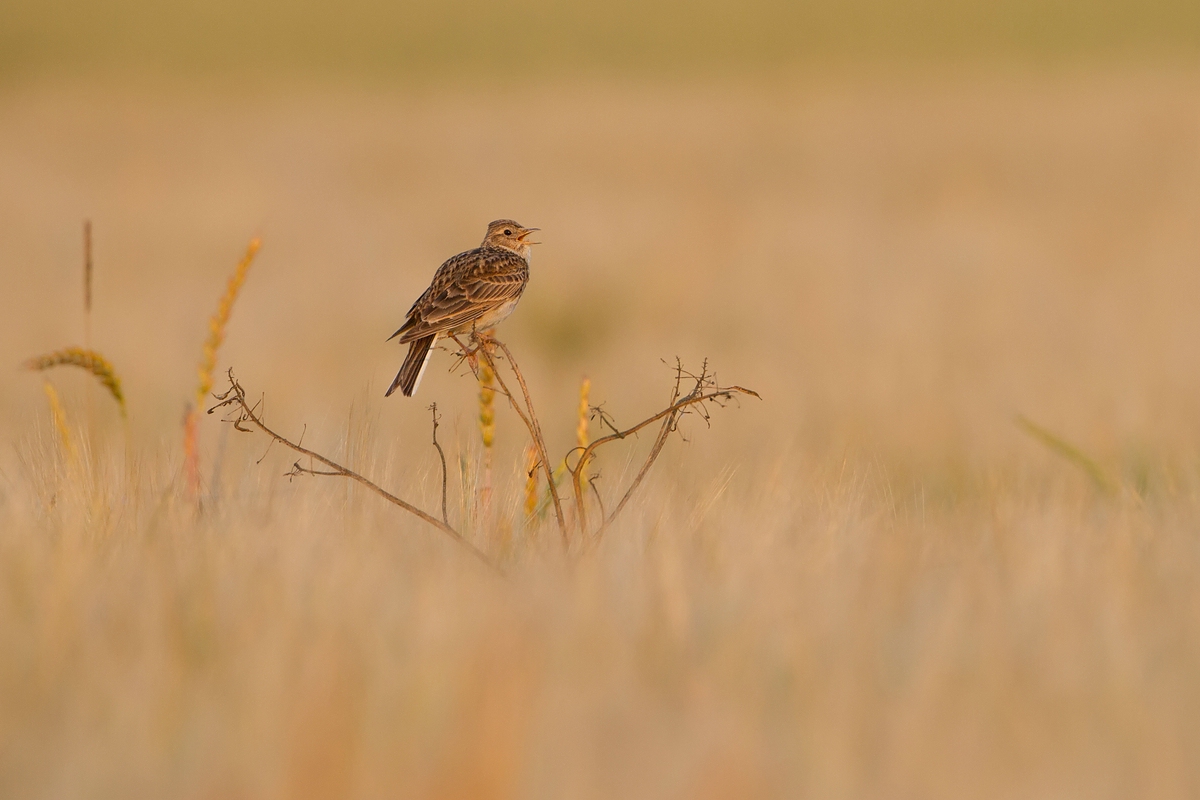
[3, 3, 1200, 799]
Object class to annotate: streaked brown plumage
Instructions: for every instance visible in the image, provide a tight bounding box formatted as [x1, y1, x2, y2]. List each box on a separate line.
[386, 220, 538, 397]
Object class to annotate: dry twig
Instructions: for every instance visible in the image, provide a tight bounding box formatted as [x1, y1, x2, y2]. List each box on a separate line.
[429, 403, 450, 526]
[209, 370, 497, 572]
[569, 359, 760, 542]
[450, 335, 757, 548]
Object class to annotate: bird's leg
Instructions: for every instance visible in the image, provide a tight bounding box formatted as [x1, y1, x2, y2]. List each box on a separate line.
[472, 328, 498, 360]
[449, 333, 480, 373]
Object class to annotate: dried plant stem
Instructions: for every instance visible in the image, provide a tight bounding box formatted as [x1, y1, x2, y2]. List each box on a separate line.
[210, 370, 497, 572]
[472, 336, 569, 549]
[570, 365, 759, 541]
[429, 403, 449, 527]
[593, 406, 675, 539]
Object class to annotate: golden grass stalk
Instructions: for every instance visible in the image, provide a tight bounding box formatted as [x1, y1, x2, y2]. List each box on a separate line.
[185, 237, 261, 497]
[25, 347, 126, 417]
[478, 360, 496, 511]
[576, 376, 591, 477]
[523, 443, 539, 520]
[479, 361, 496, 449]
[42, 381, 78, 464]
[195, 238, 261, 406]
[1015, 414, 1118, 494]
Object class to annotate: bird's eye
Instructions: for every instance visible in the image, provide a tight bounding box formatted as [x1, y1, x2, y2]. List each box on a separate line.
[504, 229, 513, 236]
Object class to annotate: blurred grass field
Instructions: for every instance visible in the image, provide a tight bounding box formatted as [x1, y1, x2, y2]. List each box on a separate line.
[4, 3, 1200, 797]
[5, 0, 1200, 79]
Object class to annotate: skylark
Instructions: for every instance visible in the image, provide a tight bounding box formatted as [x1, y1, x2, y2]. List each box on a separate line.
[385, 219, 538, 397]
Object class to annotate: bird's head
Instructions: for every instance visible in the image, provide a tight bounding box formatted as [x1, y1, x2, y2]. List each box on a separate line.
[482, 220, 539, 259]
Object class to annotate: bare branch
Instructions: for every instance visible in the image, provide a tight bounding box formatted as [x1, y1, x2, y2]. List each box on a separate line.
[591, 403, 622, 437]
[569, 360, 759, 542]
[209, 369, 497, 572]
[286, 460, 341, 478]
[587, 473, 606, 524]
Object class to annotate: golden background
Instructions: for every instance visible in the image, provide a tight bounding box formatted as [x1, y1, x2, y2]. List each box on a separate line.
[2, 3, 1200, 798]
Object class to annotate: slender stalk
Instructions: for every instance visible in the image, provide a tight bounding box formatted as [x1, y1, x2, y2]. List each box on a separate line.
[211, 371, 497, 572]
[592, 407, 675, 541]
[429, 403, 450, 527]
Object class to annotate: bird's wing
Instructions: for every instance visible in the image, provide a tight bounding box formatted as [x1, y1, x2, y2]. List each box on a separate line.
[391, 248, 528, 343]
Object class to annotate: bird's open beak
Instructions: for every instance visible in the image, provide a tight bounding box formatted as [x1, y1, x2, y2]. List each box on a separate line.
[518, 228, 541, 245]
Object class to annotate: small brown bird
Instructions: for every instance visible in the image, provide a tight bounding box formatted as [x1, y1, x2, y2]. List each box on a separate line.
[386, 220, 538, 397]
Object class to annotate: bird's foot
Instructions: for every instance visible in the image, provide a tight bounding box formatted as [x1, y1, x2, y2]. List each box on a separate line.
[449, 333, 481, 373]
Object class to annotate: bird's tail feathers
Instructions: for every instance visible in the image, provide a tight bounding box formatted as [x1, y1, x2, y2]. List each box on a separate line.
[386, 334, 436, 397]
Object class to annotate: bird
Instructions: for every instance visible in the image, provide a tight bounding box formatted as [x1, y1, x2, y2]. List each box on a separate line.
[386, 219, 538, 397]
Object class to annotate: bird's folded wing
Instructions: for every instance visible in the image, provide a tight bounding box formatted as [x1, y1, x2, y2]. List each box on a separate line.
[395, 253, 526, 343]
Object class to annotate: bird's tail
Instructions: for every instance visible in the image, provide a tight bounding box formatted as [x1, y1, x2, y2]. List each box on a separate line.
[386, 335, 436, 397]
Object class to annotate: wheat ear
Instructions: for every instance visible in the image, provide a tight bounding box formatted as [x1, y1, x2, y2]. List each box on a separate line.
[576, 376, 591, 476]
[185, 237, 261, 496]
[25, 347, 126, 417]
[478, 360, 496, 511]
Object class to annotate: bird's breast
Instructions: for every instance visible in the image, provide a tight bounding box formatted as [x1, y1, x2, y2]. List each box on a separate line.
[470, 297, 522, 331]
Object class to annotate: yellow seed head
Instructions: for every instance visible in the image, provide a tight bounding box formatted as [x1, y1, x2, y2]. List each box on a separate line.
[577, 377, 590, 450]
[25, 347, 126, 417]
[576, 376, 591, 474]
[478, 362, 496, 450]
[195, 237, 261, 407]
[187, 236, 261, 498]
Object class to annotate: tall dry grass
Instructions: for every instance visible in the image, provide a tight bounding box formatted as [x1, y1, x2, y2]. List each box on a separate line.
[3, 419, 1199, 798]
[4, 71, 1200, 797]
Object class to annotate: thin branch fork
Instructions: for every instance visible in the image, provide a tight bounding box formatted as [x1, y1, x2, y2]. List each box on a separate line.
[208, 369, 496, 572]
[567, 373, 759, 540]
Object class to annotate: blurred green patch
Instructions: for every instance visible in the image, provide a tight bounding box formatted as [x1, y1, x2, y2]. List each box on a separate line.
[513, 287, 622, 365]
[1015, 415, 1117, 494]
[3, 0, 1200, 81]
